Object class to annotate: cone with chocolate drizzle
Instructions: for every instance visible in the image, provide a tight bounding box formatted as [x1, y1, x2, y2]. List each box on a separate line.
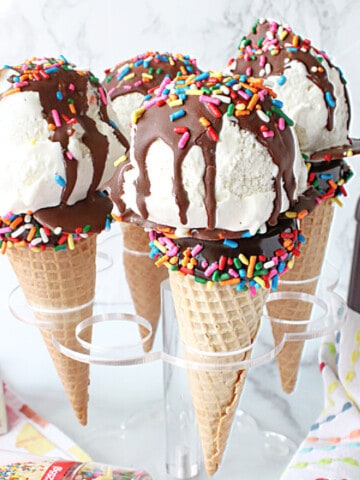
[227, 18, 359, 393]
[0, 56, 128, 424]
[109, 68, 317, 475]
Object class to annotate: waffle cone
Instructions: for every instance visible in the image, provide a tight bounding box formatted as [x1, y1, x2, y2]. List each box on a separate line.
[169, 271, 267, 476]
[121, 223, 168, 352]
[7, 235, 97, 425]
[268, 199, 334, 393]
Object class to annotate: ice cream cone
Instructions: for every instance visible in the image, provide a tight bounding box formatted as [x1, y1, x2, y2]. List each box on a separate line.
[121, 223, 168, 352]
[268, 199, 334, 393]
[6, 235, 97, 425]
[111, 68, 310, 475]
[0, 56, 128, 425]
[168, 271, 267, 476]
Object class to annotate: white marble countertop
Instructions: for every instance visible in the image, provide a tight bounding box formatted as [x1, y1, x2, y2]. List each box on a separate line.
[0, 1, 359, 478]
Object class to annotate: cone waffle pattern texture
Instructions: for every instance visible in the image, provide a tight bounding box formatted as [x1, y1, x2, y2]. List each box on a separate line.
[121, 223, 168, 352]
[7, 235, 97, 425]
[169, 271, 267, 476]
[267, 278, 317, 393]
[268, 200, 334, 393]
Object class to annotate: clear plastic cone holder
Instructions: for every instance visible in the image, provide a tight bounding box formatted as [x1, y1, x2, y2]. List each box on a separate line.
[8, 243, 347, 479]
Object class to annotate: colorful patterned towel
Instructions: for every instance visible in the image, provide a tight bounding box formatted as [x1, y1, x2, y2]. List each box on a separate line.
[282, 308, 360, 479]
[0, 383, 91, 461]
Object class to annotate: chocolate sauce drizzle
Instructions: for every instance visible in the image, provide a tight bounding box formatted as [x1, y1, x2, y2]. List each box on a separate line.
[132, 84, 297, 234]
[1, 59, 128, 233]
[16, 70, 107, 202]
[232, 20, 344, 132]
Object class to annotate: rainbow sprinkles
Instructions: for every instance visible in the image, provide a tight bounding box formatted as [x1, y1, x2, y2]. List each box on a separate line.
[0, 56, 125, 253]
[122, 70, 311, 293]
[149, 221, 306, 295]
[0, 209, 114, 254]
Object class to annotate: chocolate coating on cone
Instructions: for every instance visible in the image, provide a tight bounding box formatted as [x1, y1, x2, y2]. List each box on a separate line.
[310, 138, 360, 160]
[149, 217, 305, 291]
[305, 140, 359, 201]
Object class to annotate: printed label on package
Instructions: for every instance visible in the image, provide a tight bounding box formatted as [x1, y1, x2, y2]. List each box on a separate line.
[42, 461, 80, 480]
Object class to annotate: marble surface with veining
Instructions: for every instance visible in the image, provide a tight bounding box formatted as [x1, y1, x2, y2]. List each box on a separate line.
[0, 1, 359, 479]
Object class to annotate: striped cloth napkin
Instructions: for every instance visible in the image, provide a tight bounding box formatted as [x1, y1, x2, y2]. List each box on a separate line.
[281, 308, 360, 479]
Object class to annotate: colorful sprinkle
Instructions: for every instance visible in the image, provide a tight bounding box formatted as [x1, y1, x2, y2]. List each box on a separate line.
[170, 109, 186, 121]
[114, 154, 127, 167]
[325, 91, 336, 108]
[178, 131, 190, 149]
[51, 109, 62, 127]
[55, 174, 66, 187]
